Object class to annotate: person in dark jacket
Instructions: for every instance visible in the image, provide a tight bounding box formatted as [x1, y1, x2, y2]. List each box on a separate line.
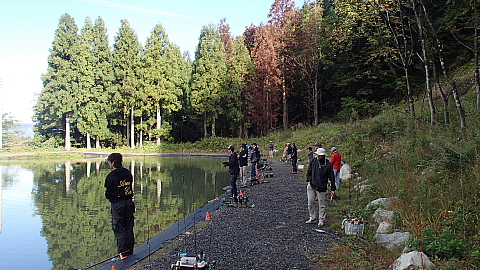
[305, 148, 336, 227]
[238, 143, 249, 187]
[223, 145, 240, 197]
[104, 153, 135, 260]
[249, 143, 260, 180]
[291, 142, 298, 174]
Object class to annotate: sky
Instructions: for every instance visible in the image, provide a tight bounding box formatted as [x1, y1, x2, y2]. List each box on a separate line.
[0, 0, 276, 124]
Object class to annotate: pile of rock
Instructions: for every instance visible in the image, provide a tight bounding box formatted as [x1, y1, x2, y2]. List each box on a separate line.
[366, 197, 434, 270]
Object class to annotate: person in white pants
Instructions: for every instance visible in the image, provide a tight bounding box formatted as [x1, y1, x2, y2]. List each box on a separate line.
[305, 148, 336, 227]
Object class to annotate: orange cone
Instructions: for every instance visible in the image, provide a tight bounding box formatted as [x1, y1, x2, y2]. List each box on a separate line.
[205, 212, 211, 220]
[239, 190, 244, 196]
[112, 266, 117, 270]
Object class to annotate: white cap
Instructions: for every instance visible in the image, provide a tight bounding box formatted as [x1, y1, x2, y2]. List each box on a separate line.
[315, 148, 326, 156]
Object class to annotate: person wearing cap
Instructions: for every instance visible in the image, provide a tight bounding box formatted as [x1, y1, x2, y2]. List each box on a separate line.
[238, 143, 249, 188]
[104, 153, 135, 260]
[268, 141, 275, 159]
[330, 147, 342, 189]
[223, 145, 240, 198]
[305, 148, 336, 227]
[291, 142, 298, 174]
[314, 142, 322, 150]
[307, 147, 314, 165]
[250, 143, 260, 180]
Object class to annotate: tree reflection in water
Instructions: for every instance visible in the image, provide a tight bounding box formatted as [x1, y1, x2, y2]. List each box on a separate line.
[18, 156, 228, 270]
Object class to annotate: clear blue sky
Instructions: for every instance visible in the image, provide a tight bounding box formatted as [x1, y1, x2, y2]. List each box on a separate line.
[0, 0, 276, 123]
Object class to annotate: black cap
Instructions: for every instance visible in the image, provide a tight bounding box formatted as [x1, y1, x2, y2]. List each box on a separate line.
[107, 153, 123, 163]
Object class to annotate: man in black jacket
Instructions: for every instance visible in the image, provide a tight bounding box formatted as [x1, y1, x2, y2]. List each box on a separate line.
[223, 145, 240, 198]
[105, 153, 135, 260]
[250, 143, 260, 180]
[238, 143, 249, 187]
[306, 148, 336, 227]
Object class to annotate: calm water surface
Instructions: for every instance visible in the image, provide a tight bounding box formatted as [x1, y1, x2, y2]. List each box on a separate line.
[0, 155, 229, 270]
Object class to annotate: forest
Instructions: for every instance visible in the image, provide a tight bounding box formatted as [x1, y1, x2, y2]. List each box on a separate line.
[33, 0, 480, 150]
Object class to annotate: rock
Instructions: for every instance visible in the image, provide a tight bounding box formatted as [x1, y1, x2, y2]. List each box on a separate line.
[374, 232, 411, 251]
[389, 251, 434, 270]
[376, 221, 394, 234]
[339, 163, 352, 181]
[366, 197, 398, 210]
[372, 208, 395, 224]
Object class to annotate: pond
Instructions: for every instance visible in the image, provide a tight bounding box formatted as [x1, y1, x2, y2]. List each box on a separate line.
[0, 155, 230, 270]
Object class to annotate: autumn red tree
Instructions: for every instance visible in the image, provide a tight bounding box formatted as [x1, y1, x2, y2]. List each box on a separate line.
[268, 0, 298, 130]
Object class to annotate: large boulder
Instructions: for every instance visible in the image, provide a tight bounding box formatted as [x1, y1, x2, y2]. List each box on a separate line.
[366, 197, 398, 210]
[374, 232, 411, 251]
[376, 221, 394, 234]
[372, 208, 395, 224]
[389, 251, 434, 270]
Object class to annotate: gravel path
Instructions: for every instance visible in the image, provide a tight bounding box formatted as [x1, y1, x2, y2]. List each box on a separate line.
[129, 158, 340, 270]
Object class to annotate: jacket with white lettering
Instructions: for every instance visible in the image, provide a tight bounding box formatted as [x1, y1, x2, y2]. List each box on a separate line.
[105, 167, 134, 203]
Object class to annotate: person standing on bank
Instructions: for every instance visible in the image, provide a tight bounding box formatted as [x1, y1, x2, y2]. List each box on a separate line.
[330, 147, 342, 190]
[269, 141, 275, 159]
[105, 153, 135, 260]
[306, 148, 336, 227]
[291, 142, 298, 174]
[223, 145, 240, 198]
[307, 147, 314, 165]
[238, 143, 249, 188]
[250, 143, 260, 180]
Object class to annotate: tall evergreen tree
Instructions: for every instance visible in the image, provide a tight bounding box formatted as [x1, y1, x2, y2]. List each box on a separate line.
[112, 20, 143, 148]
[191, 23, 227, 137]
[34, 13, 81, 150]
[142, 24, 184, 145]
[76, 17, 113, 149]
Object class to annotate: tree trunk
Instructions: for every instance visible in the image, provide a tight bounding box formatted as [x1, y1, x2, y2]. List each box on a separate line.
[86, 132, 91, 150]
[475, 25, 480, 111]
[130, 107, 135, 149]
[282, 75, 288, 131]
[313, 72, 319, 126]
[65, 115, 71, 151]
[139, 116, 143, 148]
[211, 115, 216, 137]
[432, 59, 450, 125]
[413, 0, 436, 125]
[156, 104, 161, 146]
[203, 113, 207, 137]
[95, 136, 101, 149]
[420, 0, 466, 128]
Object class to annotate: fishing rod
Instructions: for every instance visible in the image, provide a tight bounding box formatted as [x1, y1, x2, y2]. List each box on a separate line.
[71, 253, 119, 270]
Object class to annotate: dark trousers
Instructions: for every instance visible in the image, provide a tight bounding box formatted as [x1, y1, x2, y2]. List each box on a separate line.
[230, 174, 238, 197]
[111, 199, 135, 255]
[250, 162, 258, 178]
[292, 158, 298, 172]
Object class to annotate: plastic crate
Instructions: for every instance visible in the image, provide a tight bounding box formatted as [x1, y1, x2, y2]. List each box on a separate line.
[343, 220, 365, 236]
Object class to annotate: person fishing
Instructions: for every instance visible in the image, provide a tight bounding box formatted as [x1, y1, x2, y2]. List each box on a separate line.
[223, 145, 240, 198]
[104, 153, 135, 260]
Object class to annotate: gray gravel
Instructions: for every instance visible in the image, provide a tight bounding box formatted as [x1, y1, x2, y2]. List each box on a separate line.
[129, 158, 340, 270]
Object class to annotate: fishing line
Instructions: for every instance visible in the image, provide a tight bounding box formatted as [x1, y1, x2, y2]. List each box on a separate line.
[142, 149, 152, 269]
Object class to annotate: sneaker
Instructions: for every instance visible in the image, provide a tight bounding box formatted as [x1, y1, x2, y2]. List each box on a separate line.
[119, 253, 129, 260]
[305, 218, 317, 224]
[317, 221, 324, 227]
